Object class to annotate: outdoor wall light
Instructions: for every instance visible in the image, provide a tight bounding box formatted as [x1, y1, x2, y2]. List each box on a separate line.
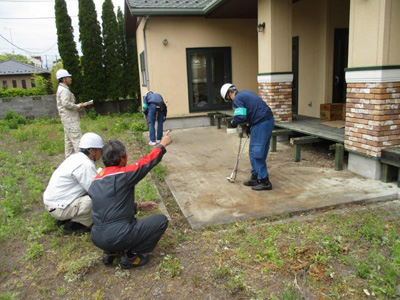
[162, 39, 168, 46]
[257, 22, 265, 32]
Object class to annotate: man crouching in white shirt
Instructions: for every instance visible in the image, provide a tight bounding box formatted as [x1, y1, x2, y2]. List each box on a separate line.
[43, 132, 103, 234]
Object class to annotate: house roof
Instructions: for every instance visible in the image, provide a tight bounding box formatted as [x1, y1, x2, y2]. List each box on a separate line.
[126, 0, 225, 15]
[0, 59, 50, 76]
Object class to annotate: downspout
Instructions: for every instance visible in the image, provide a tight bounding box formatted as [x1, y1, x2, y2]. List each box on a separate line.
[143, 15, 150, 91]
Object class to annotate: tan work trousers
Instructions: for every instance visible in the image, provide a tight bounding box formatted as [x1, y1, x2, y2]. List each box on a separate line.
[63, 121, 82, 158]
[46, 195, 93, 227]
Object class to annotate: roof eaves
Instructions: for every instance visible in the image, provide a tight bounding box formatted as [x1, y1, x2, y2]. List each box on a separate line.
[129, 8, 204, 15]
[202, 0, 227, 14]
[128, 0, 227, 16]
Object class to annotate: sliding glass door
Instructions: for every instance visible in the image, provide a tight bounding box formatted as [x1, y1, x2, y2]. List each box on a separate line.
[187, 47, 232, 112]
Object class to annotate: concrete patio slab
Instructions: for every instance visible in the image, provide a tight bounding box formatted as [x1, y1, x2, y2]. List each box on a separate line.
[161, 127, 399, 229]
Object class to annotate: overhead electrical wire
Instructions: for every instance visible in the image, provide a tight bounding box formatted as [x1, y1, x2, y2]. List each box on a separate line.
[0, 16, 77, 19]
[0, 32, 57, 54]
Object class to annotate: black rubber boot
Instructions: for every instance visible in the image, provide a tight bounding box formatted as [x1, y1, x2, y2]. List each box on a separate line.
[252, 177, 273, 191]
[243, 174, 258, 186]
[102, 251, 118, 266]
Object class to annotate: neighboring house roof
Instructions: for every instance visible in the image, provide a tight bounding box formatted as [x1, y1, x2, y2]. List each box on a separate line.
[126, 0, 225, 15]
[0, 59, 50, 76]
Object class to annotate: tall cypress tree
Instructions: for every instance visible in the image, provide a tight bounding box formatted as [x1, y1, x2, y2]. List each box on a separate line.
[126, 37, 140, 101]
[78, 0, 105, 102]
[54, 0, 82, 99]
[102, 0, 122, 100]
[116, 7, 129, 99]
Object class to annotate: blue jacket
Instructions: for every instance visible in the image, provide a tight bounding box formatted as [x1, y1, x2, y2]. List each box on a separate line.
[232, 90, 273, 126]
[143, 93, 164, 109]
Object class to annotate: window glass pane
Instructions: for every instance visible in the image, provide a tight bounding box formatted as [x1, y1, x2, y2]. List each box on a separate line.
[140, 52, 147, 86]
[31, 79, 35, 88]
[2, 81, 7, 89]
[12, 80, 17, 88]
[190, 53, 208, 108]
[211, 51, 228, 105]
[22, 80, 26, 89]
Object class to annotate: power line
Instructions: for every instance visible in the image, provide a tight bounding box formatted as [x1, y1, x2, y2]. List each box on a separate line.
[0, 0, 77, 2]
[0, 16, 77, 19]
[0, 33, 57, 54]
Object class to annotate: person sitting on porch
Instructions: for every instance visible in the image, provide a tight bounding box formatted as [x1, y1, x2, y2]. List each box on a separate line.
[88, 132, 172, 269]
[220, 83, 274, 191]
[142, 91, 168, 146]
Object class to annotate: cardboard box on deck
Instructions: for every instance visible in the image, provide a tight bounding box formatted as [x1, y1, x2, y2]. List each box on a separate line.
[320, 103, 346, 121]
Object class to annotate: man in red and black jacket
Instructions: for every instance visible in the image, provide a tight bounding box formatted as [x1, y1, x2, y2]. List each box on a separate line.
[88, 131, 172, 269]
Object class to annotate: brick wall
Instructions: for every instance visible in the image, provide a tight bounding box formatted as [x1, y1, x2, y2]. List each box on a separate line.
[258, 82, 292, 123]
[345, 82, 400, 157]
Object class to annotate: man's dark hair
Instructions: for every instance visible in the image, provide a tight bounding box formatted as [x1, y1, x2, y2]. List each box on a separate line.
[102, 139, 126, 167]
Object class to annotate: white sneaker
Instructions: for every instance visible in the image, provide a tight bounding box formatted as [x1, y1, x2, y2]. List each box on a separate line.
[149, 141, 157, 146]
[156, 140, 161, 144]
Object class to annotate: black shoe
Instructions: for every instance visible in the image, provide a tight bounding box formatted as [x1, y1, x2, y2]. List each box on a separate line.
[102, 251, 118, 266]
[243, 174, 258, 186]
[62, 221, 91, 235]
[252, 178, 272, 191]
[120, 253, 150, 269]
[57, 219, 70, 227]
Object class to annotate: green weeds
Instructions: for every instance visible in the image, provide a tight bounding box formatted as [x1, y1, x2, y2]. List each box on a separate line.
[62, 252, 99, 283]
[24, 242, 44, 260]
[157, 254, 184, 278]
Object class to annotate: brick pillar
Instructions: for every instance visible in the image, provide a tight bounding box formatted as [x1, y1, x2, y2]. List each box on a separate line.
[345, 82, 400, 157]
[258, 74, 293, 123]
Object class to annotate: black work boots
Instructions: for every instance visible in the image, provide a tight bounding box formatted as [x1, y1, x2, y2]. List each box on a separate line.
[243, 174, 258, 186]
[62, 221, 91, 235]
[243, 175, 272, 191]
[252, 178, 272, 191]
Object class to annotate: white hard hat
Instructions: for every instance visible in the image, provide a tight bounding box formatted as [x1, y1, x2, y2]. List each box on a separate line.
[79, 132, 103, 149]
[56, 69, 72, 80]
[220, 83, 236, 100]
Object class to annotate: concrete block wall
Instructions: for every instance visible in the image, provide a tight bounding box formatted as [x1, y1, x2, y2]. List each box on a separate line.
[258, 82, 292, 123]
[0, 95, 57, 119]
[345, 82, 400, 157]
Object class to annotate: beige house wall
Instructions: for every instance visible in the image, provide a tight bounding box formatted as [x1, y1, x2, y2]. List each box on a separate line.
[1, 74, 34, 89]
[348, 0, 400, 67]
[293, 0, 349, 118]
[136, 16, 258, 117]
[258, 0, 292, 73]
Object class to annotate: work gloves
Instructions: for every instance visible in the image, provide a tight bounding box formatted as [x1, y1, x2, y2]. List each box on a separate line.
[239, 124, 251, 136]
[244, 124, 252, 136]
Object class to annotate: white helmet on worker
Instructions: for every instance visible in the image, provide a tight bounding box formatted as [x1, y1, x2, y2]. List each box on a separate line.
[56, 69, 72, 80]
[220, 83, 236, 101]
[79, 132, 103, 149]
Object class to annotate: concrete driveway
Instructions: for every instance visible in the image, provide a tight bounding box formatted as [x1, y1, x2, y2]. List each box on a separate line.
[161, 127, 399, 228]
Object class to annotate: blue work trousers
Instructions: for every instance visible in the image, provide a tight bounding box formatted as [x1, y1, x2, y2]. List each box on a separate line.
[249, 116, 274, 179]
[147, 104, 165, 142]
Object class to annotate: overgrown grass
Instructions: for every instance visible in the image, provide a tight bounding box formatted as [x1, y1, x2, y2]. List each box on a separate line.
[1, 112, 399, 299]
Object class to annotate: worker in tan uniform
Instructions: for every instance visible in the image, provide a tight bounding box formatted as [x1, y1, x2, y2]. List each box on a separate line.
[56, 69, 86, 158]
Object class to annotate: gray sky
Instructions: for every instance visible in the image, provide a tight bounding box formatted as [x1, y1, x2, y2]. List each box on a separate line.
[0, 0, 125, 69]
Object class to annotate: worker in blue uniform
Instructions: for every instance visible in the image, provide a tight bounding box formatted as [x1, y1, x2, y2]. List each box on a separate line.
[220, 83, 274, 191]
[142, 91, 168, 146]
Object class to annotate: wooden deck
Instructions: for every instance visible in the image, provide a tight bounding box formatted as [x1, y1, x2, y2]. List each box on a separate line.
[217, 111, 345, 144]
[274, 115, 345, 143]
